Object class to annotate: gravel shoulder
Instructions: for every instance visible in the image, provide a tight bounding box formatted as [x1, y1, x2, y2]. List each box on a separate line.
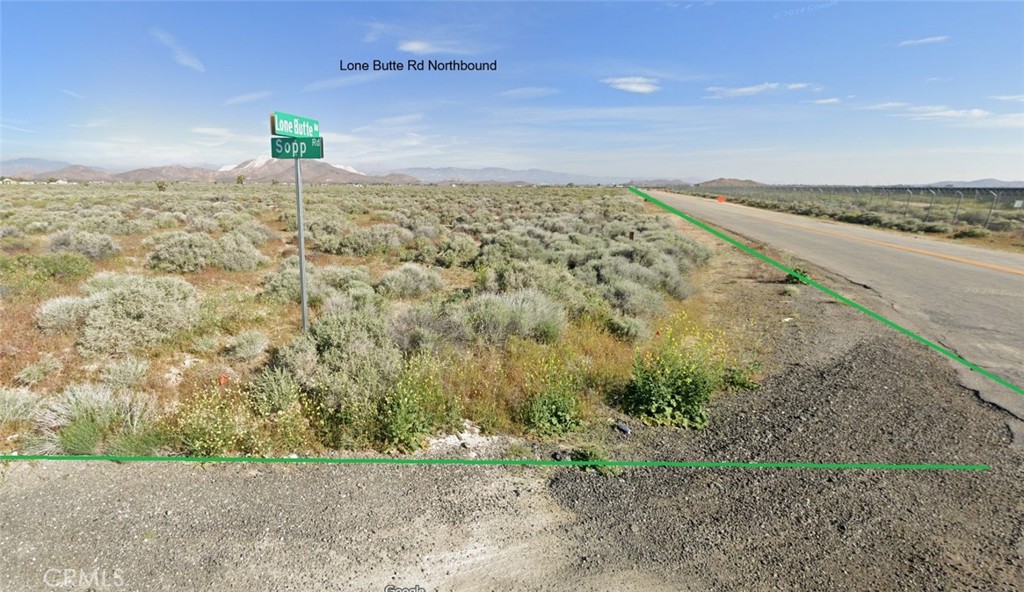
[2, 206, 1022, 591]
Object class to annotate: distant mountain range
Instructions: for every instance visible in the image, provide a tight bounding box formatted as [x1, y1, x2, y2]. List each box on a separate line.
[1, 157, 1019, 188]
[926, 179, 1024, 189]
[1, 157, 416, 185]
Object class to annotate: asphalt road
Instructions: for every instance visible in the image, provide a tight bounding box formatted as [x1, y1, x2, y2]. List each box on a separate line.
[645, 189, 1024, 427]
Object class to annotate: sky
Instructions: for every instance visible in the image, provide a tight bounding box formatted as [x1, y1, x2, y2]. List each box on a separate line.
[1, 1, 1023, 184]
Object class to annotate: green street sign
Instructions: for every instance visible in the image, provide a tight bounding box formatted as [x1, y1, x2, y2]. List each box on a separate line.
[270, 111, 320, 138]
[271, 136, 324, 159]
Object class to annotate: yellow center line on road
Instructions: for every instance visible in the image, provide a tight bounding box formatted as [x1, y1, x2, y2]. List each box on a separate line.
[660, 194, 1024, 277]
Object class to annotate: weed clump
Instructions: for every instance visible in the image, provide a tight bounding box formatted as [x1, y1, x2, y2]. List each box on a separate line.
[100, 358, 149, 392]
[1, 387, 40, 429]
[30, 383, 158, 455]
[223, 330, 269, 362]
[14, 356, 63, 386]
[621, 316, 729, 429]
[378, 354, 460, 451]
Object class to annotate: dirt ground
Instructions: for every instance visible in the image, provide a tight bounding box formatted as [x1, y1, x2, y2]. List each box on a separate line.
[2, 212, 1022, 591]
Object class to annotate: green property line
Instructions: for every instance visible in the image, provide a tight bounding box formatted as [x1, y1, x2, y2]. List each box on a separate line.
[0, 455, 989, 471]
[629, 186, 1024, 398]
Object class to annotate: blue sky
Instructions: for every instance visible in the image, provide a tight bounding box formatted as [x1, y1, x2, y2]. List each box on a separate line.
[2, 1, 1022, 183]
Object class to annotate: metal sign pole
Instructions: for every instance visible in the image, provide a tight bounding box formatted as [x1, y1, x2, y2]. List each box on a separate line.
[295, 158, 309, 332]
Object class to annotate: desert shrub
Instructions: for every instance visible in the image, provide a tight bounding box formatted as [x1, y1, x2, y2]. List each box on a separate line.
[463, 290, 566, 344]
[35, 295, 99, 334]
[319, 224, 414, 256]
[223, 330, 269, 362]
[318, 265, 372, 291]
[186, 215, 220, 233]
[389, 300, 470, 354]
[215, 232, 269, 271]
[478, 259, 612, 321]
[953, 227, 990, 239]
[0, 386, 40, 428]
[622, 324, 727, 428]
[919, 223, 951, 234]
[214, 212, 252, 232]
[260, 257, 334, 306]
[82, 271, 139, 294]
[435, 233, 479, 267]
[600, 280, 666, 318]
[31, 383, 154, 455]
[100, 358, 149, 392]
[606, 315, 650, 343]
[49, 229, 120, 260]
[77, 275, 200, 356]
[0, 226, 22, 239]
[146, 231, 218, 273]
[278, 306, 402, 447]
[14, 355, 63, 386]
[376, 263, 443, 298]
[235, 220, 276, 245]
[247, 366, 302, 417]
[378, 354, 460, 451]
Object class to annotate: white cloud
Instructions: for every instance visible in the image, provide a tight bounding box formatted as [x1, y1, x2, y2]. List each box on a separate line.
[224, 91, 271, 106]
[1, 124, 35, 133]
[149, 29, 205, 73]
[601, 77, 661, 94]
[398, 40, 473, 55]
[879, 103, 1023, 129]
[190, 127, 264, 147]
[498, 87, 559, 99]
[961, 113, 1024, 129]
[375, 113, 424, 126]
[704, 82, 819, 99]
[363, 22, 392, 43]
[706, 82, 778, 98]
[992, 95, 1024, 102]
[61, 89, 86, 99]
[70, 119, 111, 129]
[905, 105, 990, 120]
[303, 72, 386, 92]
[862, 102, 910, 110]
[897, 35, 950, 47]
[804, 98, 841, 105]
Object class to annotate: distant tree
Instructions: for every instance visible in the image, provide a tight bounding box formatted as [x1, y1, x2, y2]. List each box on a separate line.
[155, 180, 168, 192]
[47, 177, 58, 184]
[271, 179, 280, 186]
[236, 174, 246, 185]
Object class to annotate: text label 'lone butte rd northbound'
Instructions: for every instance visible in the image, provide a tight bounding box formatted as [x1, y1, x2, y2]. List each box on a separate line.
[339, 59, 498, 72]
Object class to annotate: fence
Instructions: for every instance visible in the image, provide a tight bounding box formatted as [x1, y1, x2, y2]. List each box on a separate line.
[686, 186, 1024, 235]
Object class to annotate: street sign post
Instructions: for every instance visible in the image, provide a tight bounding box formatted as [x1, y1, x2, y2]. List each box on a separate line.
[271, 137, 324, 159]
[270, 111, 320, 138]
[270, 111, 322, 332]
